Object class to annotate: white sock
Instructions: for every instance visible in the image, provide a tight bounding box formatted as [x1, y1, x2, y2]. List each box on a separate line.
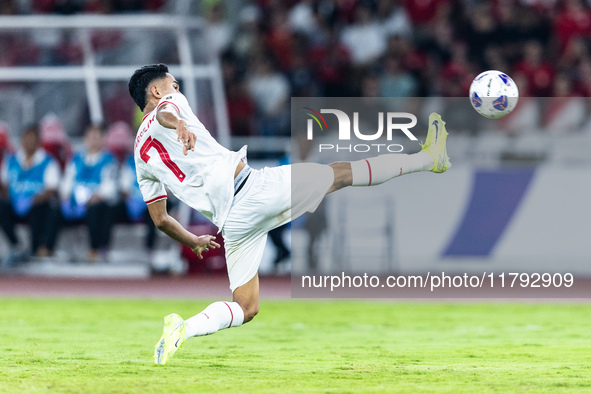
[350, 152, 433, 186]
[185, 301, 245, 338]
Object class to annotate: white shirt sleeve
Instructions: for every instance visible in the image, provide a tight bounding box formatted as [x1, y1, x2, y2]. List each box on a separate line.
[44, 159, 60, 190]
[60, 161, 75, 200]
[136, 165, 167, 204]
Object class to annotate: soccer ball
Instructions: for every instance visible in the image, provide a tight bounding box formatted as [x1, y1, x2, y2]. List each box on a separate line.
[469, 70, 519, 119]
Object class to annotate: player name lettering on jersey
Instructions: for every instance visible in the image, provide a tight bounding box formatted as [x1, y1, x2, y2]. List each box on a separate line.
[135, 115, 156, 150]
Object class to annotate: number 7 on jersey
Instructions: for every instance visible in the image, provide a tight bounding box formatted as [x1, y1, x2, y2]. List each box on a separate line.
[140, 136, 186, 182]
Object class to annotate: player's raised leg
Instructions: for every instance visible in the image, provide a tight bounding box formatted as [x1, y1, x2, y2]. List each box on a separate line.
[327, 112, 451, 194]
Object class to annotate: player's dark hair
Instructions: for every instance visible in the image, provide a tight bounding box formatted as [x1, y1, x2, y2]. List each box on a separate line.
[128, 64, 169, 111]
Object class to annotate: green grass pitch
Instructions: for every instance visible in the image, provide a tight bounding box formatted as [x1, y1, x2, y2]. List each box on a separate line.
[0, 299, 590, 393]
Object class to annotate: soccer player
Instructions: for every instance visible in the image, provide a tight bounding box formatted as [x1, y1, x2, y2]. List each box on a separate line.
[128, 64, 450, 364]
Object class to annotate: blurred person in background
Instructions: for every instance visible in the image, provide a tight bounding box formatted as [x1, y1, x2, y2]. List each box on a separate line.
[221, 52, 256, 136]
[308, 27, 352, 96]
[0, 125, 60, 264]
[377, 0, 412, 38]
[380, 54, 417, 97]
[264, 5, 294, 71]
[204, 0, 233, 55]
[60, 124, 117, 262]
[246, 56, 290, 136]
[231, 5, 262, 60]
[340, 2, 387, 68]
[39, 113, 72, 171]
[515, 41, 555, 97]
[287, 47, 319, 97]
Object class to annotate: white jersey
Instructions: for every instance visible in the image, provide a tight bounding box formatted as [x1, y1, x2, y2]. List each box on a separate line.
[134, 93, 246, 231]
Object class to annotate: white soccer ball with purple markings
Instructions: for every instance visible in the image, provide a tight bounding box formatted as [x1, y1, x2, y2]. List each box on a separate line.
[469, 70, 519, 119]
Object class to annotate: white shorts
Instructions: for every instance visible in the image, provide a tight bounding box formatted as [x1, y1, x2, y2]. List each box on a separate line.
[222, 163, 334, 292]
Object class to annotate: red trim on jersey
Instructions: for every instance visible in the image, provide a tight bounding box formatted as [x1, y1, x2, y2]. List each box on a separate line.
[145, 195, 167, 204]
[365, 159, 372, 186]
[142, 112, 153, 122]
[157, 100, 181, 115]
[223, 302, 234, 327]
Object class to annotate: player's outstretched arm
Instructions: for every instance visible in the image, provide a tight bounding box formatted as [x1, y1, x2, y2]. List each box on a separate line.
[147, 199, 220, 259]
[156, 103, 196, 156]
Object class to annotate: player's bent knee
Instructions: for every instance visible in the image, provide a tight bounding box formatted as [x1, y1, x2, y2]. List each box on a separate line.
[239, 301, 259, 323]
[232, 274, 259, 323]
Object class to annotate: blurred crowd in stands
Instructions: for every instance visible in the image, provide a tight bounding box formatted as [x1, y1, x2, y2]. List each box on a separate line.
[0, 117, 164, 264]
[2, 0, 591, 138]
[2, 0, 591, 264]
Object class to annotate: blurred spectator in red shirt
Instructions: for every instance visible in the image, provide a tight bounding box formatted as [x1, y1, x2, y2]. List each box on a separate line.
[515, 41, 555, 96]
[226, 81, 256, 136]
[404, 0, 448, 26]
[554, 0, 591, 53]
[309, 28, 352, 96]
[264, 5, 294, 71]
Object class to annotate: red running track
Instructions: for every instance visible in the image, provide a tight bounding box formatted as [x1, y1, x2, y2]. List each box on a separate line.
[0, 275, 291, 299]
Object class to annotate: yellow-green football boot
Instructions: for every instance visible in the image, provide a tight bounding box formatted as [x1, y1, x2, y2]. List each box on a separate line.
[154, 313, 186, 365]
[420, 112, 451, 173]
